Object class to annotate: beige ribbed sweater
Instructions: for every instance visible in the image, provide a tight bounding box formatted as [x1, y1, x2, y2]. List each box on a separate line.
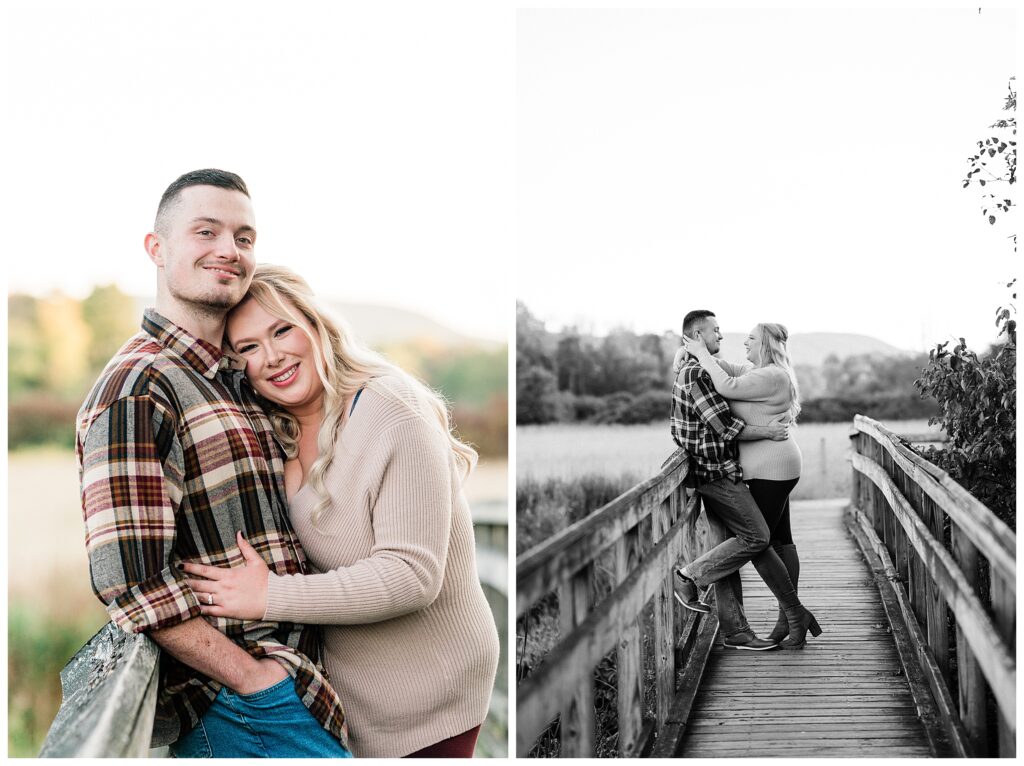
[707, 359, 802, 481]
[263, 375, 500, 757]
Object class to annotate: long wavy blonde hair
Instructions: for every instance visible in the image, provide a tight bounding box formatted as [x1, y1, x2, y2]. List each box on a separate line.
[227, 264, 477, 527]
[754, 322, 802, 422]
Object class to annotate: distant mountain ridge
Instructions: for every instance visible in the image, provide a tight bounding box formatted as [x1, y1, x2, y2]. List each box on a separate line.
[328, 301, 500, 349]
[717, 332, 909, 368]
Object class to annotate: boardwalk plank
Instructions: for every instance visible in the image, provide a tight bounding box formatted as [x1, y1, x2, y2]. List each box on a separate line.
[679, 500, 933, 758]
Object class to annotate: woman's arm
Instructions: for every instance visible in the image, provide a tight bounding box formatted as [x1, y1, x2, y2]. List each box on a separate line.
[679, 335, 774, 401]
[715, 358, 754, 377]
[269, 417, 452, 624]
[704, 362, 784, 402]
[187, 414, 454, 625]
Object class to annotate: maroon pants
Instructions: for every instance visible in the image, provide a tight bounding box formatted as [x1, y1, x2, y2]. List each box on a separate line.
[404, 725, 481, 758]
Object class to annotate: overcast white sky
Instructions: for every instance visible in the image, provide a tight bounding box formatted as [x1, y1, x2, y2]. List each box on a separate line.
[4, 2, 515, 344]
[2, 4, 1018, 350]
[518, 7, 1017, 351]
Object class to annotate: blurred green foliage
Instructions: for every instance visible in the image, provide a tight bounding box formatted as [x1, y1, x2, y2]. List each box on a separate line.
[8, 288, 508, 458]
[383, 340, 507, 457]
[8, 606, 107, 757]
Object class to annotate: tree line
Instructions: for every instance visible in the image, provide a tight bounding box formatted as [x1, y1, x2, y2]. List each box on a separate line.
[8, 286, 507, 458]
[516, 301, 938, 426]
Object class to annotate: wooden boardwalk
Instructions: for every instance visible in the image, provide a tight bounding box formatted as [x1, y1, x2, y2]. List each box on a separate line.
[680, 499, 933, 758]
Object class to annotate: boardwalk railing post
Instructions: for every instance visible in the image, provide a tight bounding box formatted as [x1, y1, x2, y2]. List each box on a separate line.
[558, 563, 596, 756]
[922, 493, 951, 691]
[991, 567, 1016, 757]
[616, 526, 644, 756]
[653, 495, 675, 735]
[951, 523, 987, 755]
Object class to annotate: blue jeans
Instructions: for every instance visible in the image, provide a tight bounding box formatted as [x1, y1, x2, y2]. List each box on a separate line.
[683, 477, 798, 635]
[684, 477, 771, 588]
[713, 571, 750, 638]
[170, 677, 353, 758]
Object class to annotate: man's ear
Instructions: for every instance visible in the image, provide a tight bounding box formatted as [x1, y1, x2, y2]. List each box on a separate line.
[144, 232, 163, 266]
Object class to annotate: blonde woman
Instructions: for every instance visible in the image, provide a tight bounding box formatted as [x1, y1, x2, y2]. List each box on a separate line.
[182, 265, 500, 757]
[679, 323, 804, 644]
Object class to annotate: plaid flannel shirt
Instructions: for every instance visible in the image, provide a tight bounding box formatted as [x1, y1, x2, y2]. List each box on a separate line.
[77, 309, 348, 749]
[670, 356, 746, 485]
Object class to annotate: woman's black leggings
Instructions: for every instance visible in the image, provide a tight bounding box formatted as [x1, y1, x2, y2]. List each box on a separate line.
[745, 478, 799, 545]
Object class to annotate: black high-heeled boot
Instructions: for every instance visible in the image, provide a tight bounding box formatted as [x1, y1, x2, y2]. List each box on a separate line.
[767, 609, 789, 643]
[768, 544, 800, 642]
[779, 604, 822, 649]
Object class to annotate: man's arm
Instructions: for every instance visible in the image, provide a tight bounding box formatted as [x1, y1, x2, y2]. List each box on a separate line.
[80, 394, 277, 692]
[149, 620, 287, 694]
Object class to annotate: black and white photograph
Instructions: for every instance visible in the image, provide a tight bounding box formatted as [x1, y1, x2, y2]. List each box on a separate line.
[515, 7, 1015, 758]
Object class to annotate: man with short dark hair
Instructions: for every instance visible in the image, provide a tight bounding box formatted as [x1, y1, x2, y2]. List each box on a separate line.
[77, 169, 352, 756]
[670, 310, 806, 651]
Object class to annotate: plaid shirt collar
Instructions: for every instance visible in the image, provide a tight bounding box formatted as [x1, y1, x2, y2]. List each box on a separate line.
[142, 308, 227, 380]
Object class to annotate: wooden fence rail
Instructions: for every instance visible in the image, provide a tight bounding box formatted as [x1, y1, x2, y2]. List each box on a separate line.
[516, 449, 726, 757]
[849, 415, 1016, 757]
[38, 623, 159, 757]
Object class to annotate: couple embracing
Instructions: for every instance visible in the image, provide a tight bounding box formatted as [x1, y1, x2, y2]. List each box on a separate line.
[670, 310, 821, 651]
[77, 169, 500, 757]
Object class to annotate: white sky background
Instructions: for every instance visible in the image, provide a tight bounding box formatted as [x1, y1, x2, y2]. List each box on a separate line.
[4, 2, 515, 344]
[518, 7, 1017, 352]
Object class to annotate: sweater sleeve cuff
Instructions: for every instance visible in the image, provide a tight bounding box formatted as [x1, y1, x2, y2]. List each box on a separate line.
[264, 572, 291, 622]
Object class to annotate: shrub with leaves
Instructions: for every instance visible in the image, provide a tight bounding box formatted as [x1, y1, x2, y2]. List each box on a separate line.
[963, 77, 1016, 242]
[914, 280, 1016, 528]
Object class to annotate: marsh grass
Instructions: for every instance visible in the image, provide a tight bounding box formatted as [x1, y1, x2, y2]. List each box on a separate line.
[516, 473, 640, 555]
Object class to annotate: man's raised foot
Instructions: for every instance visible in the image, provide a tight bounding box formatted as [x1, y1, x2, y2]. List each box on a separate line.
[673, 568, 711, 613]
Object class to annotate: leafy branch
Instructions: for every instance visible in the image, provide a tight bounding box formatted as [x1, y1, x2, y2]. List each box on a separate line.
[963, 77, 1016, 236]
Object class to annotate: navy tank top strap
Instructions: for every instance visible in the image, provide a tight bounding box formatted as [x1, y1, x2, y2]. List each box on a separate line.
[349, 387, 364, 415]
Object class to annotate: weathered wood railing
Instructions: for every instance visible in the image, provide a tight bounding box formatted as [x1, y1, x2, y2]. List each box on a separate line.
[472, 505, 510, 757]
[849, 415, 1016, 757]
[516, 449, 726, 757]
[39, 622, 159, 757]
[41, 513, 509, 758]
